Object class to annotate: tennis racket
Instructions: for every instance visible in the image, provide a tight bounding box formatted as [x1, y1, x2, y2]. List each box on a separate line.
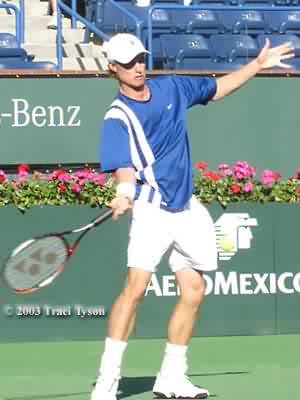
[1, 209, 113, 294]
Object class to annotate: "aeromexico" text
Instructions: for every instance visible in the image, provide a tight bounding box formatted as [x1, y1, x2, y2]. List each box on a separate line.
[145, 272, 300, 296]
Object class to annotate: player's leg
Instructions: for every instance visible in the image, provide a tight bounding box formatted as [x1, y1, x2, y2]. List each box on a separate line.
[91, 267, 152, 400]
[153, 268, 209, 399]
[92, 200, 172, 400]
[153, 197, 217, 399]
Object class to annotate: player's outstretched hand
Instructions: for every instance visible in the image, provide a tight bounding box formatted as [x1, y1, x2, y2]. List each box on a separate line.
[257, 39, 295, 70]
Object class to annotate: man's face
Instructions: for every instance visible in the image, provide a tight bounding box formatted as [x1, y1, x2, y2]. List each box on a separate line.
[109, 54, 147, 90]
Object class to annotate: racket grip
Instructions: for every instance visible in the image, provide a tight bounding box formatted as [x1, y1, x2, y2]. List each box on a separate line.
[94, 209, 113, 226]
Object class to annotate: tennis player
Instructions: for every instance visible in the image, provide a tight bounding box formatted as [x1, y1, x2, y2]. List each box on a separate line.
[91, 33, 294, 400]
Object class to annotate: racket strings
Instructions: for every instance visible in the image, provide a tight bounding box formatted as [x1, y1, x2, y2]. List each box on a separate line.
[4, 236, 68, 290]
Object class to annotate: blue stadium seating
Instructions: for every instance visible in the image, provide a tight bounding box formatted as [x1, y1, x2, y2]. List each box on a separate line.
[0, 33, 18, 48]
[220, 10, 269, 34]
[153, 0, 184, 3]
[239, 0, 274, 5]
[210, 34, 259, 62]
[273, 0, 300, 5]
[160, 34, 212, 69]
[264, 10, 300, 33]
[0, 47, 34, 62]
[160, 33, 245, 69]
[174, 9, 224, 35]
[0, 61, 57, 70]
[193, 0, 239, 5]
[82, 0, 300, 70]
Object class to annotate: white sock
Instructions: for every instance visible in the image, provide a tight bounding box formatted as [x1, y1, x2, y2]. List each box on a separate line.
[160, 342, 188, 377]
[98, 337, 128, 379]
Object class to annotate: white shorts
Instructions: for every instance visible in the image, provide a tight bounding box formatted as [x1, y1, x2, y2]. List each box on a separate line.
[127, 196, 218, 273]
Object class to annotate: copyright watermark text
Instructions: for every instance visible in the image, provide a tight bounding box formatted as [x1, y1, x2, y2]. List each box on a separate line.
[2, 304, 106, 318]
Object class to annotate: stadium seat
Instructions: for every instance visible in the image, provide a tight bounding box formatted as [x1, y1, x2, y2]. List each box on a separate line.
[240, 0, 274, 5]
[93, 1, 140, 35]
[193, 0, 239, 5]
[0, 47, 28, 59]
[264, 10, 300, 33]
[0, 61, 57, 70]
[0, 33, 18, 48]
[159, 33, 242, 70]
[210, 34, 259, 63]
[0, 47, 34, 62]
[219, 10, 269, 34]
[153, 0, 184, 3]
[173, 9, 224, 35]
[274, 0, 300, 5]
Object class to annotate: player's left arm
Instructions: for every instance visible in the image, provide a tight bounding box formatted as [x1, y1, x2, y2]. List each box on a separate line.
[213, 39, 294, 101]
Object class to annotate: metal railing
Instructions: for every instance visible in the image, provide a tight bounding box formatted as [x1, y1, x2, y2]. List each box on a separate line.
[0, 0, 24, 44]
[56, 0, 143, 69]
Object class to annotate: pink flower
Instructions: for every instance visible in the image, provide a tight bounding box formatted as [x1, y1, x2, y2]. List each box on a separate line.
[49, 169, 72, 183]
[71, 184, 81, 193]
[243, 182, 254, 193]
[91, 173, 106, 186]
[233, 161, 256, 180]
[296, 169, 300, 180]
[218, 163, 233, 177]
[74, 169, 94, 181]
[0, 170, 7, 184]
[261, 170, 281, 187]
[17, 175, 29, 184]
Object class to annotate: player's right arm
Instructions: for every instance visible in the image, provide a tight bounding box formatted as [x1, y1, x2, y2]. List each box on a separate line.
[110, 167, 136, 220]
[213, 39, 294, 101]
[99, 115, 136, 220]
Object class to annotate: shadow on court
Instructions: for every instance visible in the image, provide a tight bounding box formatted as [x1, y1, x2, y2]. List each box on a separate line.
[3, 393, 88, 400]
[119, 371, 250, 398]
[3, 371, 249, 400]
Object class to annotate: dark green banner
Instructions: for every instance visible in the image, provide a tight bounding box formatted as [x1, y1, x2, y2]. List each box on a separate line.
[0, 204, 299, 342]
[0, 77, 300, 178]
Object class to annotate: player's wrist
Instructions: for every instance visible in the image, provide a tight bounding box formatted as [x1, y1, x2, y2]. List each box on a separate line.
[116, 182, 136, 202]
[115, 195, 133, 206]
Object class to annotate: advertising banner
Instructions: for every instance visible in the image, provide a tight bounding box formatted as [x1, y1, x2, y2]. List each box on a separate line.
[0, 77, 300, 178]
[0, 204, 299, 342]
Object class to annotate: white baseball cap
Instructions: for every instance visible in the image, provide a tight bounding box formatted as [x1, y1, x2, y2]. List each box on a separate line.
[102, 33, 150, 64]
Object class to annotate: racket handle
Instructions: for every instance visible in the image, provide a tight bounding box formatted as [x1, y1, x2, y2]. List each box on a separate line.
[93, 209, 113, 226]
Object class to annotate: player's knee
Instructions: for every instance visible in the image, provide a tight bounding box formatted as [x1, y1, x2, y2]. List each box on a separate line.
[122, 280, 148, 305]
[180, 278, 206, 308]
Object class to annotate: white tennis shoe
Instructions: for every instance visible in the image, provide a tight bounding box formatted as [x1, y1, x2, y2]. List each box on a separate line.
[153, 373, 209, 399]
[90, 376, 119, 400]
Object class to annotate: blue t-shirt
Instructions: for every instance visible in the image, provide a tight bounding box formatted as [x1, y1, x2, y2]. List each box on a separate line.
[99, 76, 216, 212]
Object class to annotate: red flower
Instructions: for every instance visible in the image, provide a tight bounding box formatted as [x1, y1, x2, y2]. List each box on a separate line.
[18, 164, 30, 175]
[204, 171, 222, 181]
[230, 184, 241, 194]
[195, 161, 208, 171]
[58, 184, 67, 193]
[0, 170, 7, 184]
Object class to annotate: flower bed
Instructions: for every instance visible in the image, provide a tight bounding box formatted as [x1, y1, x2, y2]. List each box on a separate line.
[194, 161, 300, 207]
[0, 161, 300, 211]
